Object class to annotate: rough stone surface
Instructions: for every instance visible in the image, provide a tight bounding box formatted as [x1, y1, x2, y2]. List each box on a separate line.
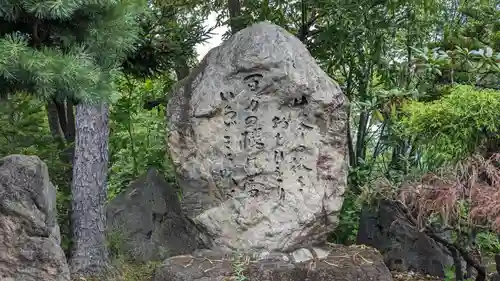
[0, 155, 70, 281]
[356, 199, 454, 277]
[107, 168, 210, 262]
[166, 21, 348, 252]
[152, 245, 392, 281]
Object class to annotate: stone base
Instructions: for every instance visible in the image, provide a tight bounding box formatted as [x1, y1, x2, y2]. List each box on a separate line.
[0, 155, 70, 281]
[152, 244, 393, 281]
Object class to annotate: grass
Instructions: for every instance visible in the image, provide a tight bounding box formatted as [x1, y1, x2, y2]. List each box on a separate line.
[71, 260, 160, 281]
[76, 227, 162, 281]
[230, 251, 250, 281]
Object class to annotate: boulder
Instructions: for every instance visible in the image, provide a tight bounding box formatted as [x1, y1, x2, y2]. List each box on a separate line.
[166, 21, 348, 252]
[0, 155, 70, 281]
[152, 244, 392, 281]
[106, 168, 210, 262]
[356, 199, 454, 277]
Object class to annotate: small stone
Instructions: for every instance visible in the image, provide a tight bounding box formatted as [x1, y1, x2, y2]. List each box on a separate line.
[312, 247, 330, 259]
[292, 248, 314, 263]
[258, 251, 270, 260]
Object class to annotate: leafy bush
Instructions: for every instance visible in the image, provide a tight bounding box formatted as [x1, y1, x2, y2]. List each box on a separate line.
[476, 231, 500, 254]
[398, 84, 500, 164]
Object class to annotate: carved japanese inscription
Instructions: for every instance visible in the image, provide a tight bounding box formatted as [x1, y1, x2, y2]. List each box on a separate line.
[212, 71, 324, 202]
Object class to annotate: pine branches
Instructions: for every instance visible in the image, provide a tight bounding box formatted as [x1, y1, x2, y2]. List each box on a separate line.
[0, 0, 147, 101]
[82, 0, 143, 69]
[0, 33, 108, 102]
[0, 0, 126, 21]
[21, 0, 80, 20]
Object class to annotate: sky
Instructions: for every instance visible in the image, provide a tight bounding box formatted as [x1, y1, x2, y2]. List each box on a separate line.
[194, 12, 228, 61]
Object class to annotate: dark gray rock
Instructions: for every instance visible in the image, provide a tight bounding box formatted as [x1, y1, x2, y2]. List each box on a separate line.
[166, 20, 348, 253]
[152, 245, 392, 281]
[356, 199, 454, 277]
[0, 155, 70, 281]
[106, 168, 210, 262]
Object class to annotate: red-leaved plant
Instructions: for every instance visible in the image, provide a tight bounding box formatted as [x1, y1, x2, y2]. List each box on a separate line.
[390, 153, 500, 232]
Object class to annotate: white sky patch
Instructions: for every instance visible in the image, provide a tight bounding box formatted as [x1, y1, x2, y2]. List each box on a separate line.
[195, 12, 228, 61]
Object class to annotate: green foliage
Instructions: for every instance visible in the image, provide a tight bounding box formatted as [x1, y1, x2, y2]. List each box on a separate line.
[0, 0, 147, 101]
[441, 0, 500, 52]
[412, 45, 500, 91]
[0, 36, 105, 101]
[122, 0, 214, 77]
[107, 226, 131, 260]
[477, 231, 500, 254]
[108, 74, 177, 199]
[230, 251, 249, 281]
[398, 85, 500, 163]
[0, 94, 51, 154]
[330, 188, 361, 245]
[444, 265, 473, 281]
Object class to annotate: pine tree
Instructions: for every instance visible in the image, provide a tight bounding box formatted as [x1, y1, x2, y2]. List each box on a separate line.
[0, 0, 146, 277]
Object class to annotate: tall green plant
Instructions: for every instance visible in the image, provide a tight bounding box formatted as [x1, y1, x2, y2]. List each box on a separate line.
[108, 75, 177, 199]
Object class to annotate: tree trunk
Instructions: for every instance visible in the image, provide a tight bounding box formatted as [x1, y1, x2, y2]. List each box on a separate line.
[355, 110, 370, 163]
[227, 0, 243, 34]
[55, 99, 68, 137]
[65, 99, 76, 143]
[69, 102, 109, 277]
[174, 58, 190, 80]
[64, 99, 77, 163]
[451, 246, 465, 281]
[46, 101, 66, 147]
